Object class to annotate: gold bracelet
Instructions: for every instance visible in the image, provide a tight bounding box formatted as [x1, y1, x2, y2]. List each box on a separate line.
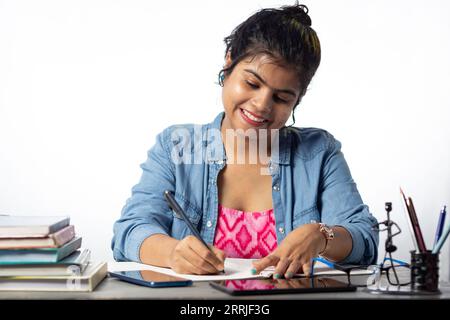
[318, 236, 328, 256]
[318, 223, 334, 256]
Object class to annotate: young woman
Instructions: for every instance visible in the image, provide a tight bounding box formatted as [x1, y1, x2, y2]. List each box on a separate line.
[112, 3, 379, 279]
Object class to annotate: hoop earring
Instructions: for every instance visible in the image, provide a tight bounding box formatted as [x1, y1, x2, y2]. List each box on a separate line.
[218, 73, 225, 86]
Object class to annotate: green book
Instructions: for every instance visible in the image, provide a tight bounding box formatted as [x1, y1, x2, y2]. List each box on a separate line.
[0, 237, 82, 265]
[0, 249, 90, 276]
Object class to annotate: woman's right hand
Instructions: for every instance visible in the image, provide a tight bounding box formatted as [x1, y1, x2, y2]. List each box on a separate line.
[168, 235, 226, 275]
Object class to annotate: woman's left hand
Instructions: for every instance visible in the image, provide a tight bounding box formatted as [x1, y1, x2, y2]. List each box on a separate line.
[252, 223, 326, 279]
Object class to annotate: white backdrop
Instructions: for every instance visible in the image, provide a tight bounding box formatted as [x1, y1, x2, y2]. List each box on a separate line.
[1, 0, 449, 280]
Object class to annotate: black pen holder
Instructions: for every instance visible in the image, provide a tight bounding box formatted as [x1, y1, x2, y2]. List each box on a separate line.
[410, 250, 439, 292]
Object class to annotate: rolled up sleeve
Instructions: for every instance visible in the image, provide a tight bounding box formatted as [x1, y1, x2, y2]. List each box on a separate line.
[319, 136, 379, 265]
[111, 129, 175, 263]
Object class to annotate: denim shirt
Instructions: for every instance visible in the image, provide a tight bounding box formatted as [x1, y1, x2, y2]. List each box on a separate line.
[112, 112, 379, 265]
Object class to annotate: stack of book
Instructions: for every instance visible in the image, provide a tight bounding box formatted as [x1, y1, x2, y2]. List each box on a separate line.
[0, 215, 107, 291]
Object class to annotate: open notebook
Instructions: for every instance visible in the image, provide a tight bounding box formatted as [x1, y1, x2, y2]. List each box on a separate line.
[108, 258, 372, 282]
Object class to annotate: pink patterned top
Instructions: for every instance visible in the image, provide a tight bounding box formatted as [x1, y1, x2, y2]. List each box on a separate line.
[213, 204, 278, 259]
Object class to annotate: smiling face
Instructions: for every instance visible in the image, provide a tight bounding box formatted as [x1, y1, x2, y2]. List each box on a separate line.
[221, 53, 301, 133]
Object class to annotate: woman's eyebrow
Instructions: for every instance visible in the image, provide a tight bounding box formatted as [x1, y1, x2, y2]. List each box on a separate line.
[243, 69, 297, 97]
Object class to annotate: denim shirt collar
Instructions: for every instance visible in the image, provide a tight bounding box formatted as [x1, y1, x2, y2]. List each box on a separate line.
[206, 112, 292, 165]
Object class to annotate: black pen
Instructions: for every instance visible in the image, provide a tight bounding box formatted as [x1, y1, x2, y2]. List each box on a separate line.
[163, 190, 225, 273]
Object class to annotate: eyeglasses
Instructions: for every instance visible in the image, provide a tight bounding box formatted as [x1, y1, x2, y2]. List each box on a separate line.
[374, 257, 411, 286]
[311, 256, 411, 288]
[310, 257, 373, 287]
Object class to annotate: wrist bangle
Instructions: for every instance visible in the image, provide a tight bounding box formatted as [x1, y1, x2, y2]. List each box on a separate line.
[318, 223, 334, 256]
[318, 237, 328, 256]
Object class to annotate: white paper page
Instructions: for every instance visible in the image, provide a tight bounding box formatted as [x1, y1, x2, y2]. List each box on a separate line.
[108, 258, 373, 281]
[108, 258, 265, 282]
[255, 261, 373, 277]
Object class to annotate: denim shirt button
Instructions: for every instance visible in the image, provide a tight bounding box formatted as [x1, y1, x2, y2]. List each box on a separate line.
[217, 160, 224, 165]
[278, 227, 285, 234]
[206, 220, 213, 228]
[273, 185, 280, 191]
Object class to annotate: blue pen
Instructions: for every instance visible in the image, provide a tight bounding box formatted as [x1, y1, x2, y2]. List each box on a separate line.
[433, 206, 447, 250]
[432, 216, 450, 254]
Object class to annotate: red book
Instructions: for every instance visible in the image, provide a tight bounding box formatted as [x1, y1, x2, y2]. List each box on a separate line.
[0, 225, 76, 249]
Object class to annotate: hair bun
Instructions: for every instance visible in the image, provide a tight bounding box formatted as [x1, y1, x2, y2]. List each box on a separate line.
[282, 3, 312, 27]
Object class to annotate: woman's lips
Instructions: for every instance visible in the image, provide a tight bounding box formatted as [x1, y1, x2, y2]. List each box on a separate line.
[239, 108, 268, 127]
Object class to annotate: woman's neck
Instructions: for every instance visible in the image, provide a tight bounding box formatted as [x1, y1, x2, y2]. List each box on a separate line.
[220, 123, 272, 166]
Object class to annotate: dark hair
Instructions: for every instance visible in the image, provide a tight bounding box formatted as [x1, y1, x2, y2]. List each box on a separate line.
[218, 2, 321, 124]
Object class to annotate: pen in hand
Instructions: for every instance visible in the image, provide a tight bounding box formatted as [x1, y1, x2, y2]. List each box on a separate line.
[164, 190, 225, 273]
